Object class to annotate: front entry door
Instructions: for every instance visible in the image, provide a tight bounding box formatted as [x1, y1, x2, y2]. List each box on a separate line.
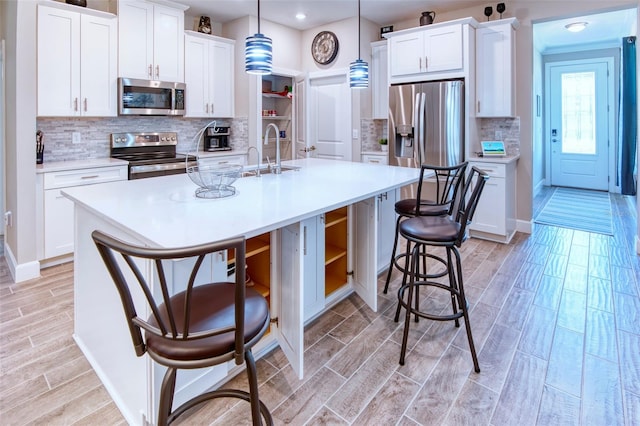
[547, 59, 612, 190]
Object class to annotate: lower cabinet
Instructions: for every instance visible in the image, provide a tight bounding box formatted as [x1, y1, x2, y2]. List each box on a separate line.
[37, 164, 127, 262]
[468, 160, 517, 243]
[377, 190, 398, 274]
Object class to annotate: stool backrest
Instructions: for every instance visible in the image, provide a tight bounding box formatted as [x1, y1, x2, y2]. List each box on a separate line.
[416, 162, 468, 216]
[455, 166, 490, 245]
[92, 231, 247, 364]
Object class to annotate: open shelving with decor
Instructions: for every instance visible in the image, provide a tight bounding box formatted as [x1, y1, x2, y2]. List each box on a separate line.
[324, 207, 348, 296]
[261, 74, 294, 162]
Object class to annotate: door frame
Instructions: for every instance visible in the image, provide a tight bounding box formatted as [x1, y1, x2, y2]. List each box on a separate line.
[544, 57, 616, 192]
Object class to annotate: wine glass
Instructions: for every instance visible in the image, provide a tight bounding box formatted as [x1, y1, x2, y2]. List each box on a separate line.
[484, 6, 493, 21]
[497, 3, 506, 19]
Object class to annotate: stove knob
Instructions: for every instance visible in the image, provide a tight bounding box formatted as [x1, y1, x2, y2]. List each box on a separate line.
[171, 136, 176, 142]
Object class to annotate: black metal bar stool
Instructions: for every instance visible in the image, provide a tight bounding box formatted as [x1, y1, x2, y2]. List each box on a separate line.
[396, 166, 489, 371]
[92, 231, 273, 426]
[383, 162, 468, 294]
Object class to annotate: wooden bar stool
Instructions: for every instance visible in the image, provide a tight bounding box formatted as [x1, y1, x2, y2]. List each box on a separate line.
[92, 231, 273, 426]
[383, 162, 468, 295]
[396, 166, 489, 371]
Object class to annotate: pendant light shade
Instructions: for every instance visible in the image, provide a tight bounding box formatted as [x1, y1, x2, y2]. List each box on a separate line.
[350, 0, 368, 88]
[245, 0, 272, 75]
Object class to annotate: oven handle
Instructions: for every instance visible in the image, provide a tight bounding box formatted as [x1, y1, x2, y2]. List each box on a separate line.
[130, 162, 192, 175]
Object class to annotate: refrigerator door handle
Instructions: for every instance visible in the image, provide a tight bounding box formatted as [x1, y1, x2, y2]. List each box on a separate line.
[411, 93, 420, 148]
[418, 92, 426, 164]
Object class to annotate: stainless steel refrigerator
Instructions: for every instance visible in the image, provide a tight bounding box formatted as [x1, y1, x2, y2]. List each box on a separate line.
[389, 79, 464, 170]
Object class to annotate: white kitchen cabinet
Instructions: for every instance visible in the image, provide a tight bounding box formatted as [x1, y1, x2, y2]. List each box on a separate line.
[362, 153, 388, 165]
[377, 190, 397, 275]
[118, 0, 187, 82]
[476, 18, 519, 117]
[37, 4, 117, 117]
[198, 153, 246, 166]
[371, 41, 388, 119]
[185, 31, 235, 118]
[38, 164, 127, 262]
[469, 159, 517, 243]
[387, 22, 464, 80]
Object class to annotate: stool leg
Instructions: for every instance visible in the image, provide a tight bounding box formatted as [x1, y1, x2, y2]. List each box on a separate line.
[446, 248, 460, 327]
[452, 246, 481, 373]
[394, 239, 413, 323]
[399, 243, 420, 365]
[157, 367, 177, 426]
[245, 349, 272, 426]
[383, 215, 403, 294]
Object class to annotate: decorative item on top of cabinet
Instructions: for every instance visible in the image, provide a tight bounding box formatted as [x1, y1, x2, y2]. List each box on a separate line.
[37, 4, 117, 117]
[385, 18, 476, 83]
[117, 0, 188, 82]
[184, 31, 235, 118]
[476, 18, 519, 117]
[371, 40, 388, 119]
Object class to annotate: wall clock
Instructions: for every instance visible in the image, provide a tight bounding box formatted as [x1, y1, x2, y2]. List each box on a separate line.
[311, 31, 339, 65]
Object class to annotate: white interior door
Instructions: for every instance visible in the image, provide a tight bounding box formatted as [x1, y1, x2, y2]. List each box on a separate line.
[546, 59, 612, 190]
[294, 74, 310, 159]
[308, 71, 352, 161]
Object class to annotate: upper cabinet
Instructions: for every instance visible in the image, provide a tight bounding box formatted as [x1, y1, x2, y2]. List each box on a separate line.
[371, 41, 388, 120]
[386, 19, 476, 84]
[184, 31, 235, 118]
[118, 0, 187, 82]
[475, 18, 519, 117]
[37, 4, 117, 117]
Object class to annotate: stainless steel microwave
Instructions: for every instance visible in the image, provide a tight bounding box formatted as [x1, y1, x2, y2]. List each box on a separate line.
[118, 78, 186, 116]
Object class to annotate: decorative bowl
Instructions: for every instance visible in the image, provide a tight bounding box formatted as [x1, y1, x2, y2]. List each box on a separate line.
[187, 163, 243, 199]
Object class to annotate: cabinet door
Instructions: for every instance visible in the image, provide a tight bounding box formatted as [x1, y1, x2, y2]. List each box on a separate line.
[277, 223, 305, 379]
[37, 5, 80, 116]
[294, 75, 309, 159]
[377, 190, 397, 274]
[424, 24, 463, 73]
[389, 32, 424, 77]
[303, 217, 324, 321]
[118, 0, 154, 79]
[351, 199, 378, 312]
[184, 34, 210, 117]
[80, 14, 117, 117]
[210, 40, 234, 117]
[44, 189, 74, 258]
[476, 24, 515, 117]
[152, 4, 184, 82]
[469, 163, 506, 235]
[371, 42, 388, 119]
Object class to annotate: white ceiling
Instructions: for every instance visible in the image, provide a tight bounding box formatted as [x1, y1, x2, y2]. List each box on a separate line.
[173, 1, 637, 52]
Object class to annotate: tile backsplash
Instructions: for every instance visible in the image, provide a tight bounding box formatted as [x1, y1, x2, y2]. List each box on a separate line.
[35, 117, 249, 163]
[478, 117, 521, 156]
[361, 119, 388, 152]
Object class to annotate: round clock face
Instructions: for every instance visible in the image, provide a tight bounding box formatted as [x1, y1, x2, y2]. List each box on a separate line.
[311, 31, 339, 65]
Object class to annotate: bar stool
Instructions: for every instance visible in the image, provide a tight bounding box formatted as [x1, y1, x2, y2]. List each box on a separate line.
[383, 162, 468, 295]
[396, 166, 489, 371]
[92, 231, 273, 426]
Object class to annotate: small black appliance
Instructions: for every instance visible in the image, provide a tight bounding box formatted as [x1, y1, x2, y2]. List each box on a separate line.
[204, 126, 231, 152]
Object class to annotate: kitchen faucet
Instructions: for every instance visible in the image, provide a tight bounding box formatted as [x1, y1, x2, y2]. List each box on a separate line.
[263, 123, 282, 174]
[246, 146, 261, 177]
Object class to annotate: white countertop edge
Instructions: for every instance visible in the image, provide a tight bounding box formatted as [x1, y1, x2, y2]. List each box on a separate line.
[36, 158, 129, 174]
[467, 154, 520, 165]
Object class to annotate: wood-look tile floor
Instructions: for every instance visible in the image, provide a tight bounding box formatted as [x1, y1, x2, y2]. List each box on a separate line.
[1, 188, 639, 425]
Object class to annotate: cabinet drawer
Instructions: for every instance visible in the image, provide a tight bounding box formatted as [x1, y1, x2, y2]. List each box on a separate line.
[199, 155, 246, 166]
[469, 162, 505, 178]
[362, 154, 388, 165]
[43, 166, 127, 189]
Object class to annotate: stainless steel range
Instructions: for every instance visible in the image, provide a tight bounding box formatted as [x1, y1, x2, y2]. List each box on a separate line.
[110, 132, 196, 180]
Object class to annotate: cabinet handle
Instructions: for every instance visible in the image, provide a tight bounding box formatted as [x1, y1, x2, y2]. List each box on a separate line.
[205, 104, 209, 114]
[210, 103, 214, 114]
[419, 57, 422, 70]
[477, 101, 481, 113]
[370, 159, 380, 164]
[218, 161, 229, 164]
[74, 98, 78, 112]
[303, 225, 307, 255]
[155, 65, 160, 79]
[83, 98, 87, 112]
[148, 65, 152, 78]
[424, 56, 428, 70]
[81, 175, 99, 180]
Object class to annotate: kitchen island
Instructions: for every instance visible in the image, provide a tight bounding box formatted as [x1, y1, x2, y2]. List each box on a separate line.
[63, 158, 419, 425]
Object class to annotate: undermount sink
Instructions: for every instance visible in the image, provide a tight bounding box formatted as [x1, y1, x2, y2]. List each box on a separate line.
[242, 165, 301, 177]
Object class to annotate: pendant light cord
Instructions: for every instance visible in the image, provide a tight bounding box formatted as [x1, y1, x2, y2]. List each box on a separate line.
[257, 0, 261, 34]
[357, 0, 361, 60]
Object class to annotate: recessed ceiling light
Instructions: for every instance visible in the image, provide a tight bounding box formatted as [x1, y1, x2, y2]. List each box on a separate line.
[565, 22, 588, 33]
[296, 13, 306, 20]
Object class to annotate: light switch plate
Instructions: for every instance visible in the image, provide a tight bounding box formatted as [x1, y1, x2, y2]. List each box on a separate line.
[72, 132, 81, 144]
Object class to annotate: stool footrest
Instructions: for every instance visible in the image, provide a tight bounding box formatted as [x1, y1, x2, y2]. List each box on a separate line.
[397, 281, 468, 322]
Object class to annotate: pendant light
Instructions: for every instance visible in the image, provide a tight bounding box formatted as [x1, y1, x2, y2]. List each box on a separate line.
[245, 0, 272, 75]
[349, 0, 369, 88]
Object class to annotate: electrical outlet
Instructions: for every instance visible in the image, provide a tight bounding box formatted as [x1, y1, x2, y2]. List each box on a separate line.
[352, 129, 359, 139]
[4, 211, 12, 228]
[495, 130, 503, 140]
[72, 132, 81, 144]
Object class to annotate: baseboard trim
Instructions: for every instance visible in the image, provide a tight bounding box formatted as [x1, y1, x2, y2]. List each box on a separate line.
[4, 242, 41, 283]
[516, 219, 533, 235]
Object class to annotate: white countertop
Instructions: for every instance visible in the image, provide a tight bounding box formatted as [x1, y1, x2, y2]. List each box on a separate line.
[36, 158, 129, 173]
[63, 158, 420, 248]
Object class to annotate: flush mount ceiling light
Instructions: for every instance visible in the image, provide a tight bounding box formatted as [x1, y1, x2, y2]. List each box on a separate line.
[245, 0, 272, 75]
[565, 22, 588, 33]
[296, 12, 306, 20]
[349, 0, 369, 88]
